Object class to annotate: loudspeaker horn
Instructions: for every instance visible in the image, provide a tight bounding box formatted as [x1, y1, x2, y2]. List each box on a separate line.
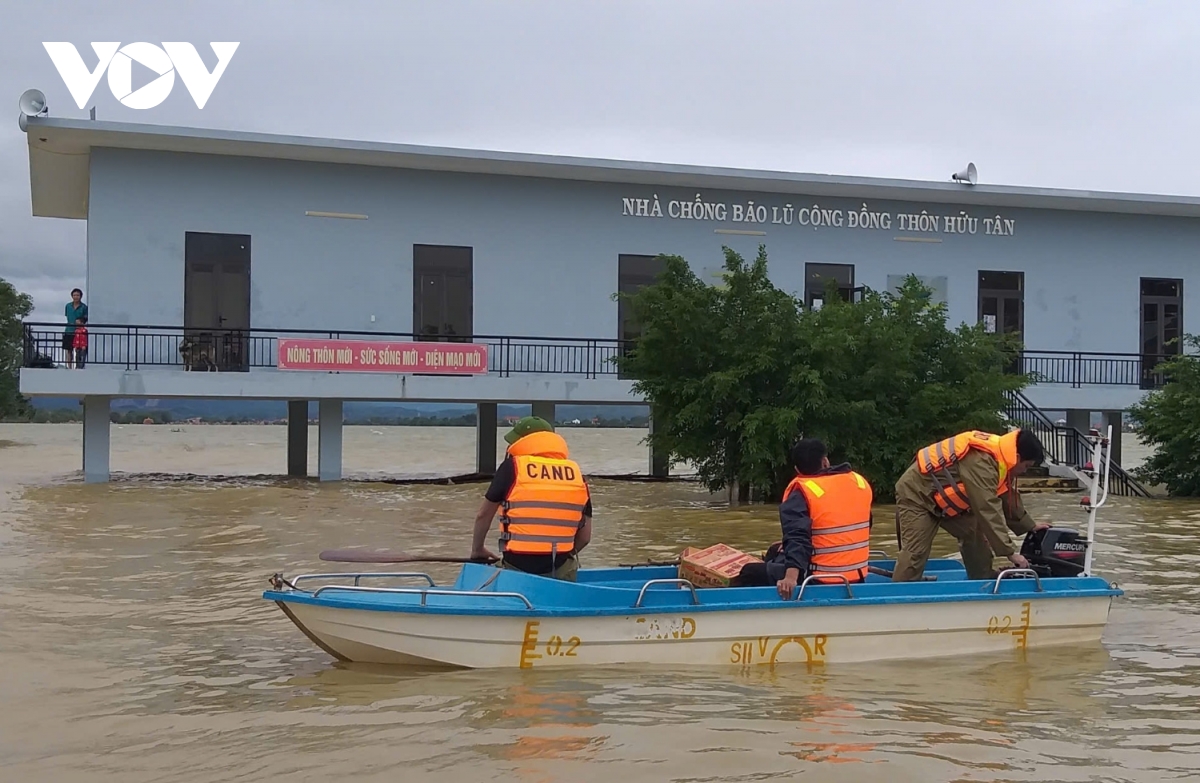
[19, 89, 48, 117]
[18, 88, 48, 131]
[951, 162, 978, 185]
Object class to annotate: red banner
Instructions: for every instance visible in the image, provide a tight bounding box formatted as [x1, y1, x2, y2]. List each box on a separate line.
[277, 338, 488, 374]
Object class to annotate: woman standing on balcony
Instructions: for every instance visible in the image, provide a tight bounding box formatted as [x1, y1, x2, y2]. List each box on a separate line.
[63, 288, 87, 369]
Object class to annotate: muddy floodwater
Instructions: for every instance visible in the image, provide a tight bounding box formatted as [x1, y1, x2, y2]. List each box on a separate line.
[1, 423, 1198, 782]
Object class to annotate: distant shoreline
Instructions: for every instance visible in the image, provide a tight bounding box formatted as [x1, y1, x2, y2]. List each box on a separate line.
[2, 418, 650, 428]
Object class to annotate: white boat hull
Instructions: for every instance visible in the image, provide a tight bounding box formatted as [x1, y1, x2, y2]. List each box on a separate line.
[276, 593, 1115, 669]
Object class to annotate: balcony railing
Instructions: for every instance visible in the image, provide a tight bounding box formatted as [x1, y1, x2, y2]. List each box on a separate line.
[1020, 350, 1191, 390]
[1003, 389, 1149, 497]
[20, 323, 1194, 389]
[21, 322, 630, 379]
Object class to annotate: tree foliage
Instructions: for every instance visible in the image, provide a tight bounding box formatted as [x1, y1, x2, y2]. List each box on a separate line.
[0, 276, 34, 420]
[613, 246, 1028, 502]
[1128, 336, 1200, 496]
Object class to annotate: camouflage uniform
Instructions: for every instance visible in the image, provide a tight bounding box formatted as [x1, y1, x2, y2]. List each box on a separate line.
[892, 449, 1036, 581]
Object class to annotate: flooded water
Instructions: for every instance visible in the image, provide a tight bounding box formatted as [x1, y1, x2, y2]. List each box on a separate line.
[1, 423, 1198, 782]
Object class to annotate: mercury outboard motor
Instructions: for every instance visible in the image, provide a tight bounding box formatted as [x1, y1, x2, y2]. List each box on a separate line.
[1020, 527, 1089, 578]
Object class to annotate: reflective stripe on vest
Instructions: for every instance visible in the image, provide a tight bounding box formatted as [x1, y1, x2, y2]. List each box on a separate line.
[500, 451, 589, 556]
[915, 430, 1018, 518]
[784, 470, 874, 584]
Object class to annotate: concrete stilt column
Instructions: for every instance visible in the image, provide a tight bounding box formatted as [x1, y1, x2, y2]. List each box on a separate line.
[531, 401, 555, 424]
[477, 402, 498, 475]
[1070, 405, 1099, 468]
[1065, 409, 1091, 432]
[1103, 410, 1124, 465]
[287, 400, 309, 477]
[318, 399, 343, 482]
[648, 410, 669, 478]
[82, 395, 111, 483]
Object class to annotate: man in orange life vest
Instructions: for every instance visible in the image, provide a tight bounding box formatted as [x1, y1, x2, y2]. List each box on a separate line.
[892, 428, 1050, 582]
[734, 438, 874, 600]
[470, 416, 593, 581]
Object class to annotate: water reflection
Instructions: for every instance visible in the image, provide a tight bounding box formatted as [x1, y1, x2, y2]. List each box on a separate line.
[2, 426, 1200, 781]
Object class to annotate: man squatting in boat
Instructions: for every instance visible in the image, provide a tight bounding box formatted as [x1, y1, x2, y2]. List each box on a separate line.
[733, 430, 1054, 596]
[891, 428, 1051, 582]
[470, 416, 592, 582]
[733, 438, 876, 599]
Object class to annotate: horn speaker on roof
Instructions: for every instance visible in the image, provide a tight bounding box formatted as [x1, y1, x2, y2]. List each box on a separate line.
[18, 88, 48, 131]
[951, 162, 978, 186]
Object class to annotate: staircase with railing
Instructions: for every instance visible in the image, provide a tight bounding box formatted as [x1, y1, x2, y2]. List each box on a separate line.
[1002, 389, 1149, 497]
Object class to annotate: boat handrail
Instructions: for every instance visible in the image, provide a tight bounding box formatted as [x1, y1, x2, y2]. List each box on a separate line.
[868, 549, 890, 558]
[991, 568, 1044, 595]
[310, 584, 535, 609]
[289, 572, 436, 590]
[794, 573, 855, 601]
[633, 579, 700, 608]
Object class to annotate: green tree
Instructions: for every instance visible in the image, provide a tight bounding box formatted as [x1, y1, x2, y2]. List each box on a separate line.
[613, 247, 1027, 503]
[794, 275, 1026, 501]
[0, 277, 34, 420]
[1128, 336, 1200, 496]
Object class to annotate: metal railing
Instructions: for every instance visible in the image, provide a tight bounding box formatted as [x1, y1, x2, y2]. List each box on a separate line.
[1002, 389, 1150, 497]
[21, 322, 630, 378]
[25, 323, 1189, 390]
[1020, 350, 1190, 390]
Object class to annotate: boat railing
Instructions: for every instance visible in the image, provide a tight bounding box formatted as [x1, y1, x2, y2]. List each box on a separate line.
[288, 572, 437, 590]
[794, 573, 855, 601]
[1081, 426, 1114, 577]
[309, 584, 535, 609]
[633, 579, 700, 608]
[991, 568, 1044, 595]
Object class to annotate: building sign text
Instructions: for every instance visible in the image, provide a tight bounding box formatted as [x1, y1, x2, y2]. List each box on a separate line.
[277, 338, 488, 374]
[621, 194, 1016, 237]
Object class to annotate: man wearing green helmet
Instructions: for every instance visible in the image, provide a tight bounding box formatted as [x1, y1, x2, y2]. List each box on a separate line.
[469, 416, 594, 581]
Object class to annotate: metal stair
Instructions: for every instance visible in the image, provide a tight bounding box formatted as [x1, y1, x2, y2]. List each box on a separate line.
[1002, 390, 1150, 497]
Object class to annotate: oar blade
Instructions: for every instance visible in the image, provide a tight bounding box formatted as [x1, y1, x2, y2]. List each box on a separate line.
[318, 549, 499, 564]
[319, 548, 418, 563]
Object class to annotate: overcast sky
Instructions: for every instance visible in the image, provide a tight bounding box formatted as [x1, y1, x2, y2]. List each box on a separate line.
[3, 0, 1198, 320]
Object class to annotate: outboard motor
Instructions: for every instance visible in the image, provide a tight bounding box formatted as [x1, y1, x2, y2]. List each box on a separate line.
[1020, 527, 1089, 578]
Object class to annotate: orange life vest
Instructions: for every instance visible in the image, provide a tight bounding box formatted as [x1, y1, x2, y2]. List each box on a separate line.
[782, 470, 874, 583]
[915, 430, 1019, 518]
[499, 431, 590, 556]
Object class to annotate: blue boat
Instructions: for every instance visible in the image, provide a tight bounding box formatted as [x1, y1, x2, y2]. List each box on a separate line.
[264, 430, 1124, 669]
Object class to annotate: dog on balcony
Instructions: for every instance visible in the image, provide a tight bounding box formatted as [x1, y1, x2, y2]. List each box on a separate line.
[179, 338, 217, 372]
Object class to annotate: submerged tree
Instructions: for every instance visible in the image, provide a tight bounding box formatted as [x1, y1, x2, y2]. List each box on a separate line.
[1128, 337, 1200, 496]
[613, 247, 1028, 503]
[0, 276, 34, 420]
[614, 246, 802, 500]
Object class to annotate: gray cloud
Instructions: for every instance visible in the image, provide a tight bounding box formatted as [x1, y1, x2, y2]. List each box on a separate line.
[2, 0, 1199, 319]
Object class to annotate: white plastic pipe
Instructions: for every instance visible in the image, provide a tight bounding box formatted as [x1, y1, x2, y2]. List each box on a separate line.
[1082, 425, 1114, 577]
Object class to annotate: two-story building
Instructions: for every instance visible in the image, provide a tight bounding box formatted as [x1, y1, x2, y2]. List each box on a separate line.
[18, 115, 1199, 484]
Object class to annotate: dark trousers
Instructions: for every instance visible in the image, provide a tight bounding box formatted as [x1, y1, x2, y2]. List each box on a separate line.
[733, 542, 786, 586]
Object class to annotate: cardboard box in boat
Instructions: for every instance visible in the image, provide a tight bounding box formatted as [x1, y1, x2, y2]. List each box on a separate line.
[679, 544, 762, 588]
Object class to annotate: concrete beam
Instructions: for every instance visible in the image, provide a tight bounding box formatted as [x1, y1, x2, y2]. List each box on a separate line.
[287, 400, 308, 477]
[531, 401, 555, 423]
[476, 402, 498, 475]
[19, 367, 641, 405]
[318, 399, 343, 482]
[82, 396, 111, 483]
[1022, 384, 1147, 415]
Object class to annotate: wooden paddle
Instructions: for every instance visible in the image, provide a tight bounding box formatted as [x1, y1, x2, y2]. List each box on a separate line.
[617, 558, 681, 567]
[869, 565, 937, 582]
[319, 548, 498, 565]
